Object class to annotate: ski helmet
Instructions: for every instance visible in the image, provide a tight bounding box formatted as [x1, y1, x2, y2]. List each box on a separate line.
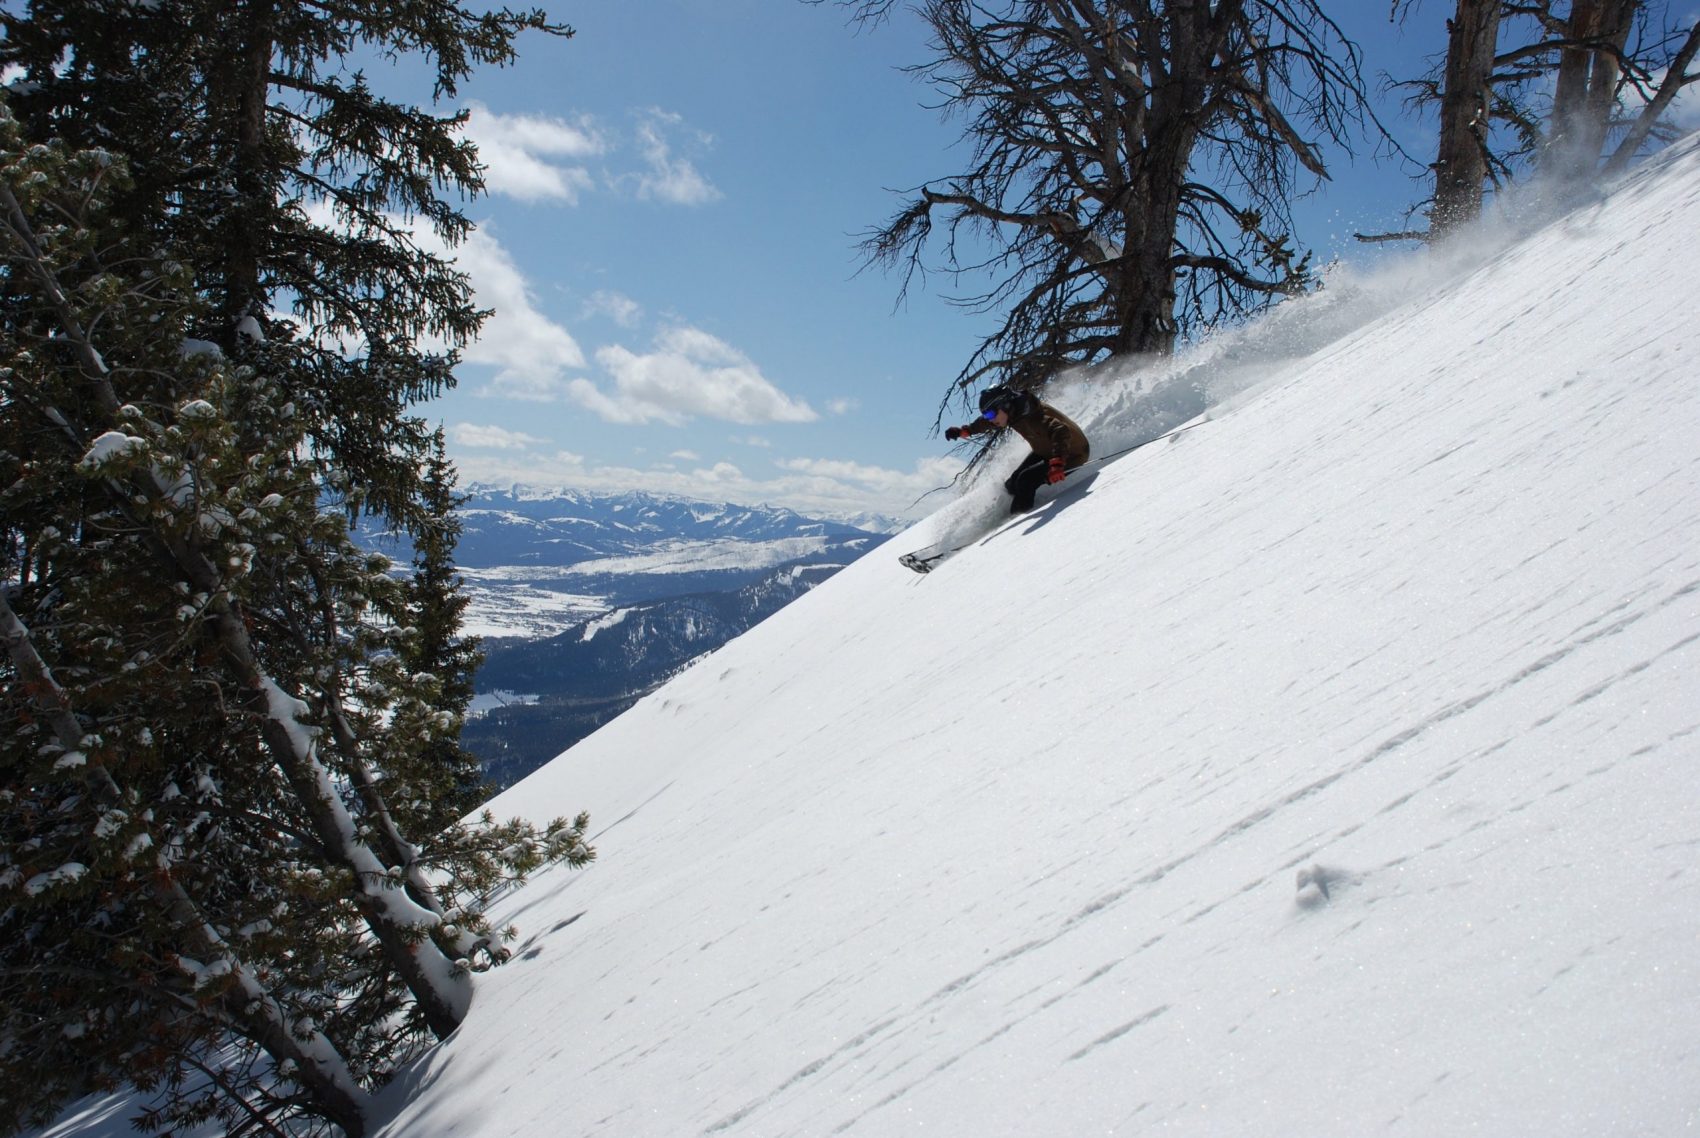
[978, 384, 1015, 414]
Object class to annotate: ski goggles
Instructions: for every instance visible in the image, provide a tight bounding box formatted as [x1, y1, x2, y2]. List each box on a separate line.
[981, 408, 1001, 421]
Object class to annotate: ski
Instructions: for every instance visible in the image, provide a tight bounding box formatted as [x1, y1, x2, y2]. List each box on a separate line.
[898, 551, 942, 574]
[897, 469, 1098, 574]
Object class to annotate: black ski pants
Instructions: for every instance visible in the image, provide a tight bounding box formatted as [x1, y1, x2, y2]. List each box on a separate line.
[1003, 453, 1055, 514]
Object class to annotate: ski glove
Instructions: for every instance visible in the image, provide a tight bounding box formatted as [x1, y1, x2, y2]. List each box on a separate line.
[945, 426, 963, 441]
[1046, 457, 1068, 484]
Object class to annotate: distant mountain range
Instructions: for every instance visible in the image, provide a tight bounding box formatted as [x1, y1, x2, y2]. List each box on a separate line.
[407, 485, 898, 788]
[454, 483, 900, 570]
[462, 561, 843, 789]
[441, 485, 898, 640]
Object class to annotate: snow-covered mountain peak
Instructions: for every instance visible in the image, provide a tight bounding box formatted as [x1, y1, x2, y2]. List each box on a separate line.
[461, 482, 903, 537]
[448, 485, 899, 576]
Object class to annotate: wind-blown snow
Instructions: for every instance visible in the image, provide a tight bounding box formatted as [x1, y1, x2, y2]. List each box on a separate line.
[35, 142, 1700, 1138]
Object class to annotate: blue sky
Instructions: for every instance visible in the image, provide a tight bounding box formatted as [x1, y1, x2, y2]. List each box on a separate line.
[370, 2, 1516, 518]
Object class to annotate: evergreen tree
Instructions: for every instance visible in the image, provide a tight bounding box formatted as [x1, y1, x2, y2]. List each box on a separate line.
[0, 0, 595, 1131]
[390, 428, 488, 836]
[1, 123, 376, 1135]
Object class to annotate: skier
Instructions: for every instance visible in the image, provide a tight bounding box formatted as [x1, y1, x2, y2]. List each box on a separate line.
[945, 384, 1091, 513]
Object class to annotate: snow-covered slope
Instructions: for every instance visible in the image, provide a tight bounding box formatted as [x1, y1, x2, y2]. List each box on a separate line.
[356, 141, 1700, 1136]
[39, 143, 1700, 1138]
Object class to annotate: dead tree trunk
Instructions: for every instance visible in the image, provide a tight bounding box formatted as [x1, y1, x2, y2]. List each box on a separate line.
[1603, 20, 1700, 173]
[1432, 0, 1502, 235]
[1545, 0, 1638, 180]
[857, 0, 1364, 400]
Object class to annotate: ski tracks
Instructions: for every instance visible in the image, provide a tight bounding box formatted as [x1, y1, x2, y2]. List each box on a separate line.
[695, 568, 1699, 1136]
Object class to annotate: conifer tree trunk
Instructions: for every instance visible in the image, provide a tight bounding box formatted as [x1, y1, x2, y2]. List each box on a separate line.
[1, 590, 372, 1137]
[1546, 0, 1638, 180]
[1433, 0, 1501, 235]
[138, 449, 476, 1040]
[212, 0, 279, 338]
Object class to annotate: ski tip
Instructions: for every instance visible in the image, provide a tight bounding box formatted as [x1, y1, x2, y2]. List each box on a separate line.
[898, 553, 936, 574]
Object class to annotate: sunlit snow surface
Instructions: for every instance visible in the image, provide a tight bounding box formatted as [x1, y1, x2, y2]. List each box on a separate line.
[363, 146, 1700, 1137]
[39, 144, 1700, 1137]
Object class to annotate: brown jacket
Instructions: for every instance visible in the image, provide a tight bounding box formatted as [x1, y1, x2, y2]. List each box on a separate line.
[963, 399, 1090, 467]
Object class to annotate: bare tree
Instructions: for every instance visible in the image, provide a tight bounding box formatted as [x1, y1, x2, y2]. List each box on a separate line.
[1384, 0, 1697, 241]
[1519, 0, 1640, 179]
[1604, 18, 1700, 172]
[1432, 0, 1505, 234]
[842, 0, 1380, 403]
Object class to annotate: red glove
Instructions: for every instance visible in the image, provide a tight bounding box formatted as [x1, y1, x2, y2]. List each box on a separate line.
[945, 426, 963, 441]
[1046, 457, 1068, 484]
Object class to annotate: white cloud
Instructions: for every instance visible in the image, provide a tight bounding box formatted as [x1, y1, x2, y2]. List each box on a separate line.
[691, 461, 747, 485]
[575, 327, 817, 425]
[632, 108, 722, 206]
[766, 453, 965, 516]
[670, 449, 701, 461]
[294, 200, 581, 401]
[776, 455, 960, 498]
[775, 456, 894, 484]
[826, 398, 860, 416]
[451, 447, 961, 521]
[463, 102, 603, 204]
[458, 103, 723, 208]
[448, 227, 587, 401]
[453, 423, 548, 450]
[584, 289, 644, 328]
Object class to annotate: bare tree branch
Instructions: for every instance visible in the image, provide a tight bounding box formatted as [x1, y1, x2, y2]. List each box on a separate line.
[1604, 19, 1700, 174]
[842, 0, 1382, 411]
